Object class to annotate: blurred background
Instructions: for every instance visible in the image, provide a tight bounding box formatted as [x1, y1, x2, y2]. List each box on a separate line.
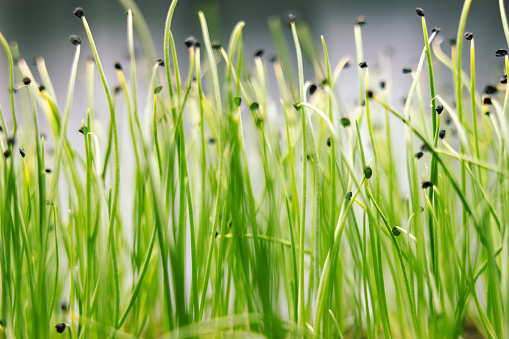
[0, 0, 507, 145]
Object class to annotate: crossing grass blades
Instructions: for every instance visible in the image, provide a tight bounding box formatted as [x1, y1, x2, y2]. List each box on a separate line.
[1, 0, 509, 337]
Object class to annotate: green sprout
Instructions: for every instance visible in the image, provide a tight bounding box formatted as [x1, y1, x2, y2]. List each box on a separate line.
[0, 1, 508, 338]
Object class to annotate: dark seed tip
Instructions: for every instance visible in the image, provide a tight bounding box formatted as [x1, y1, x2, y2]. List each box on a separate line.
[484, 85, 497, 94]
[415, 151, 424, 159]
[355, 16, 366, 26]
[45, 168, 52, 173]
[422, 181, 434, 189]
[359, 61, 367, 68]
[211, 41, 222, 50]
[432, 27, 441, 33]
[254, 49, 264, 57]
[73, 7, 84, 18]
[483, 96, 492, 105]
[379, 81, 386, 89]
[464, 32, 473, 40]
[340, 117, 351, 128]
[114, 62, 122, 71]
[309, 83, 317, 95]
[55, 322, 66, 333]
[156, 59, 165, 67]
[23, 77, 31, 85]
[326, 137, 331, 147]
[39, 85, 45, 92]
[154, 86, 163, 94]
[19, 148, 25, 158]
[495, 49, 508, 57]
[70, 35, 81, 45]
[392, 227, 401, 236]
[436, 104, 444, 114]
[439, 129, 446, 139]
[364, 166, 373, 179]
[416, 7, 425, 17]
[184, 36, 196, 48]
[402, 67, 412, 74]
[288, 13, 296, 23]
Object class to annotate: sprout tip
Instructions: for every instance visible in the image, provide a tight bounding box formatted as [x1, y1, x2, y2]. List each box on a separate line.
[422, 181, 434, 189]
[184, 36, 196, 48]
[484, 85, 497, 94]
[340, 117, 351, 127]
[439, 129, 446, 139]
[355, 16, 366, 26]
[364, 166, 373, 179]
[73, 7, 84, 18]
[254, 49, 264, 57]
[309, 83, 317, 95]
[55, 322, 67, 333]
[70, 35, 81, 45]
[495, 49, 508, 57]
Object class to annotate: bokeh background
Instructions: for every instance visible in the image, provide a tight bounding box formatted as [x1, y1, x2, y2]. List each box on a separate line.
[0, 0, 507, 146]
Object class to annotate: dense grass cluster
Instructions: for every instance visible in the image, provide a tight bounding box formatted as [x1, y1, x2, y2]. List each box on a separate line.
[1, 0, 509, 337]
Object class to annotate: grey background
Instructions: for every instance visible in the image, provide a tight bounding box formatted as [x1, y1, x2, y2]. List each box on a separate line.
[0, 0, 507, 141]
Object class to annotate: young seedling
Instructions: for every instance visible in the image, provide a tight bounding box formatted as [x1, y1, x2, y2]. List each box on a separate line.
[0, 2, 507, 338]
